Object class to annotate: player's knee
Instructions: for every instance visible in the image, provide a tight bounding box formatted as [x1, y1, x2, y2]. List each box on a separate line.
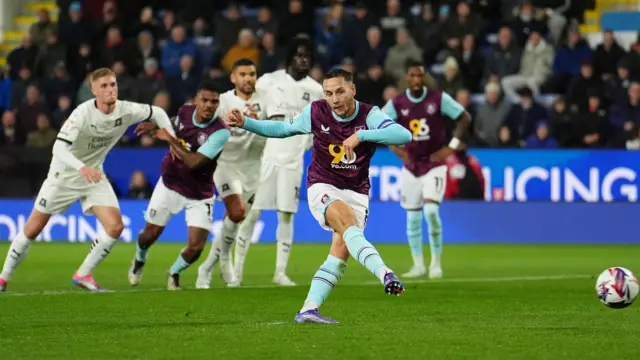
[227, 207, 245, 223]
[23, 211, 50, 239]
[406, 210, 422, 234]
[330, 234, 349, 260]
[278, 211, 293, 223]
[422, 202, 441, 231]
[104, 221, 125, 238]
[141, 223, 163, 241]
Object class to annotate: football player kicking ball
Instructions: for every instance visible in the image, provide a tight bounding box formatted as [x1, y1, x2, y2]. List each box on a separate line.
[195, 59, 269, 289]
[0, 68, 175, 292]
[233, 37, 323, 286]
[383, 60, 471, 279]
[127, 80, 230, 290]
[225, 69, 412, 324]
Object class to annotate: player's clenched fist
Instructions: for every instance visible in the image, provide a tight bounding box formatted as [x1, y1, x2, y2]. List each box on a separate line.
[225, 108, 245, 127]
[79, 166, 102, 183]
[342, 133, 360, 162]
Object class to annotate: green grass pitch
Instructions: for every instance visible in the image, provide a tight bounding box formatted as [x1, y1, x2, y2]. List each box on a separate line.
[0, 242, 639, 359]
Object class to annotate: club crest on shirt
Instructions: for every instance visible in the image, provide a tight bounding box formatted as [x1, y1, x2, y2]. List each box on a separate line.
[321, 194, 330, 204]
[197, 132, 208, 145]
[426, 103, 436, 115]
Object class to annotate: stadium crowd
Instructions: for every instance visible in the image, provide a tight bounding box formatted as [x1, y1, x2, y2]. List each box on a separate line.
[0, 0, 638, 153]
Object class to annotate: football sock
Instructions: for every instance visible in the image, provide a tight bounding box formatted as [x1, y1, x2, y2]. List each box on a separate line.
[406, 210, 424, 267]
[275, 212, 294, 275]
[300, 254, 346, 312]
[77, 233, 117, 277]
[234, 209, 260, 275]
[343, 226, 391, 283]
[169, 250, 192, 275]
[423, 203, 443, 264]
[201, 217, 238, 272]
[136, 241, 150, 263]
[0, 231, 33, 281]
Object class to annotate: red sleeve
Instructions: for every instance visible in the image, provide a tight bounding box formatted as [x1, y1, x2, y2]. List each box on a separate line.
[470, 156, 486, 199]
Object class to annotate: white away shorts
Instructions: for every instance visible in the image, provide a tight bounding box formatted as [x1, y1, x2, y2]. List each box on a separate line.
[214, 161, 260, 206]
[34, 178, 119, 215]
[400, 165, 448, 209]
[253, 162, 303, 213]
[145, 178, 214, 230]
[307, 183, 369, 232]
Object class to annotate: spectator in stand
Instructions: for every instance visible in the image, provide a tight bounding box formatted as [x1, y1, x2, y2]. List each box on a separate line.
[69, 44, 95, 86]
[625, 125, 640, 149]
[10, 67, 32, 110]
[384, 28, 421, 81]
[34, 30, 66, 78]
[548, 96, 578, 148]
[127, 170, 153, 199]
[215, 2, 248, 55]
[315, 4, 346, 71]
[501, 31, 554, 100]
[135, 30, 161, 75]
[29, 9, 57, 47]
[442, 1, 484, 44]
[497, 126, 519, 148]
[167, 55, 199, 112]
[456, 88, 474, 116]
[94, 1, 121, 48]
[459, 34, 484, 93]
[567, 59, 604, 112]
[76, 72, 93, 104]
[52, 94, 72, 128]
[0, 70, 11, 113]
[111, 61, 138, 101]
[221, 29, 260, 73]
[101, 26, 138, 75]
[0, 111, 25, 146]
[310, 66, 323, 82]
[545, 27, 592, 94]
[444, 148, 485, 200]
[259, 32, 279, 75]
[485, 27, 521, 83]
[609, 82, 640, 135]
[605, 59, 632, 102]
[340, 58, 355, 75]
[59, 2, 93, 50]
[437, 57, 465, 97]
[355, 63, 394, 107]
[379, 0, 410, 47]
[503, 87, 547, 141]
[355, 26, 387, 72]
[25, 113, 56, 148]
[473, 82, 512, 147]
[277, 0, 314, 47]
[412, 3, 442, 65]
[524, 121, 559, 148]
[43, 62, 75, 111]
[509, 0, 548, 46]
[251, 6, 278, 41]
[16, 84, 48, 135]
[344, 1, 379, 59]
[130, 6, 158, 40]
[137, 58, 166, 105]
[161, 25, 197, 77]
[593, 29, 627, 79]
[157, 10, 176, 44]
[575, 92, 608, 148]
[7, 36, 38, 80]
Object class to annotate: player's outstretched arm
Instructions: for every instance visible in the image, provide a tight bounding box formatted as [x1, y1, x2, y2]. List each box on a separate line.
[155, 128, 230, 169]
[226, 104, 312, 138]
[147, 105, 176, 136]
[430, 93, 473, 161]
[52, 140, 102, 183]
[356, 107, 412, 145]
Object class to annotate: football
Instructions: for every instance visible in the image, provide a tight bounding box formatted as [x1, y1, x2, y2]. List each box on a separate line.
[595, 267, 639, 309]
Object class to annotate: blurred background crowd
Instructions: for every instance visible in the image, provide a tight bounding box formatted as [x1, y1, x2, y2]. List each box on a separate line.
[0, 0, 639, 198]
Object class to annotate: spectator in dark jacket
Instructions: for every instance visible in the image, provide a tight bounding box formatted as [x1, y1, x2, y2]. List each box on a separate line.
[509, 0, 548, 45]
[355, 63, 395, 107]
[16, 84, 48, 134]
[259, 32, 279, 75]
[545, 28, 592, 93]
[609, 82, 640, 134]
[43, 62, 75, 110]
[34, 30, 66, 78]
[548, 96, 578, 147]
[127, 171, 153, 199]
[411, 4, 442, 64]
[7, 35, 38, 80]
[344, 2, 379, 59]
[355, 26, 387, 72]
[525, 121, 559, 148]
[101, 26, 137, 74]
[575, 93, 609, 148]
[0, 111, 25, 146]
[59, 2, 93, 50]
[503, 87, 547, 141]
[251, 6, 278, 41]
[485, 27, 521, 82]
[215, 3, 248, 55]
[137, 58, 166, 105]
[161, 25, 197, 77]
[459, 34, 484, 92]
[593, 29, 627, 79]
[567, 59, 604, 112]
[277, 0, 314, 48]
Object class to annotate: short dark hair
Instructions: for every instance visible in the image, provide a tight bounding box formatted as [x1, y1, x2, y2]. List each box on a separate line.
[197, 79, 220, 94]
[286, 36, 315, 66]
[323, 68, 353, 82]
[231, 58, 257, 71]
[405, 59, 424, 72]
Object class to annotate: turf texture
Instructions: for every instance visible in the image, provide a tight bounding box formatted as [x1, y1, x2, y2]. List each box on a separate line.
[0, 243, 639, 359]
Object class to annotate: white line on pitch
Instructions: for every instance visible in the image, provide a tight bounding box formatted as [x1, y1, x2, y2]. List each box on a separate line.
[0, 274, 591, 297]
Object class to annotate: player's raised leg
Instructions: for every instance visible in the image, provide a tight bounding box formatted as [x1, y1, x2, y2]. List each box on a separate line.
[233, 208, 261, 284]
[168, 226, 209, 290]
[196, 193, 245, 289]
[73, 205, 123, 291]
[0, 209, 50, 291]
[129, 222, 165, 286]
[273, 211, 295, 286]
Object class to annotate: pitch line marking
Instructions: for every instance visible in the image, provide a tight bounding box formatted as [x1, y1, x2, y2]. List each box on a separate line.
[0, 274, 591, 297]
